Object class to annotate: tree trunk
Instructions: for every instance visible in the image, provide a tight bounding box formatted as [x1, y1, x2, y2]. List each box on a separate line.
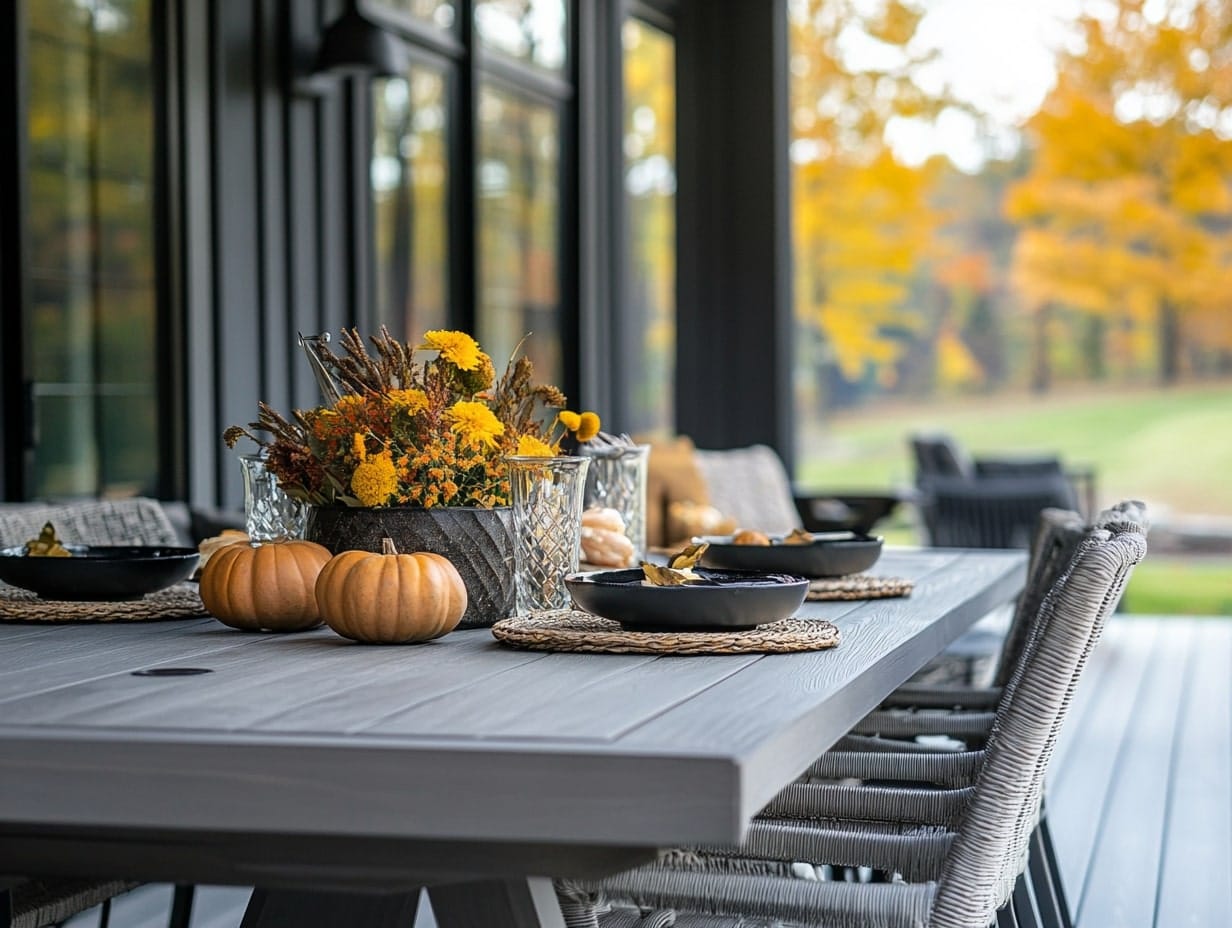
[1083, 314, 1106, 380]
[1158, 301, 1181, 384]
[1030, 303, 1052, 394]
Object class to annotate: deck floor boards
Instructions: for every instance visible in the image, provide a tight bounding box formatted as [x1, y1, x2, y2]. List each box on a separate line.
[1048, 615, 1232, 928]
[60, 615, 1230, 928]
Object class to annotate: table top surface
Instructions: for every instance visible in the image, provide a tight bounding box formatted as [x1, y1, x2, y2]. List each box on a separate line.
[0, 547, 1024, 888]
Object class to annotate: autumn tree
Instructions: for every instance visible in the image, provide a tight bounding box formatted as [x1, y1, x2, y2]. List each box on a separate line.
[790, 0, 955, 408]
[1006, 0, 1232, 386]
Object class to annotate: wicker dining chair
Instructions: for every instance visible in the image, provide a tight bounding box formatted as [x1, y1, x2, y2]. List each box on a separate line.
[854, 500, 1147, 739]
[555, 508, 1147, 928]
[0, 498, 182, 550]
[0, 498, 191, 928]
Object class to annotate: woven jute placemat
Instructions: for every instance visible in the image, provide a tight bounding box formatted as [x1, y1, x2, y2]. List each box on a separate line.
[492, 610, 840, 655]
[807, 574, 913, 601]
[0, 582, 209, 624]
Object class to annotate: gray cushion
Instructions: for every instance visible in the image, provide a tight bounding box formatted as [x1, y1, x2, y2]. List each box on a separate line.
[693, 445, 803, 537]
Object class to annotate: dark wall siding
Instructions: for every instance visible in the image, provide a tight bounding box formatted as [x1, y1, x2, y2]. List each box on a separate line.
[174, 0, 354, 510]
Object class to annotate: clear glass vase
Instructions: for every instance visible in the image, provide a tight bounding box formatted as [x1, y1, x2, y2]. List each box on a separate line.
[239, 453, 307, 543]
[580, 442, 651, 563]
[507, 455, 591, 615]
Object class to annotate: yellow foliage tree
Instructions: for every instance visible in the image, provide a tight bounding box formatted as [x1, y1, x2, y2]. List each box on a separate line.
[1006, 0, 1232, 383]
[790, 0, 952, 397]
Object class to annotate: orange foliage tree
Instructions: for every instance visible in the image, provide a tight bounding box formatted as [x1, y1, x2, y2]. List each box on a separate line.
[1006, 0, 1232, 385]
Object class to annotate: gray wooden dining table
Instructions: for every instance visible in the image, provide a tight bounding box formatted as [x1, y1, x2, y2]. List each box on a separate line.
[0, 547, 1024, 927]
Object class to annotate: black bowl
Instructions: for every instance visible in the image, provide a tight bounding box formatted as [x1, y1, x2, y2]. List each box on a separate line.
[796, 494, 901, 534]
[0, 545, 201, 601]
[565, 567, 808, 631]
[696, 532, 883, 578]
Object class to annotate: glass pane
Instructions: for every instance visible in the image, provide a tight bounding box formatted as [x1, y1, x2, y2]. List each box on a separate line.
[23, 0, 158, 498]
[476, 83, 561, 390]
[371, 67, 450, 342]
[369, 0, 456, 31]
[475, 0, 566, 72]
[622, 19, 676, 435]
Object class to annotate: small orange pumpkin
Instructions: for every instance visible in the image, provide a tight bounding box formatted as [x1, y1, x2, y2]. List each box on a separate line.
[315, 538, 467, 644]
[199, 540, 333, 632]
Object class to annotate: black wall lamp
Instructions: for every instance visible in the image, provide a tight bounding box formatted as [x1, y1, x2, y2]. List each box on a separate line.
[298, 0, 408, 94]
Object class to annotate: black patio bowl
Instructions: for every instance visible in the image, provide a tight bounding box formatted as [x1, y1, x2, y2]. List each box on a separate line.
[565, 567, 809, 631]
[696, 532, 883, 578]
[796, 494, 902, 535]
[0, 545, 200, 601]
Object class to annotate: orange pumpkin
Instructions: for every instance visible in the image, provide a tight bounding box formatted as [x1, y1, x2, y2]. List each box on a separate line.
[199, 540, 333, 632]
[315, 538, 467, 644]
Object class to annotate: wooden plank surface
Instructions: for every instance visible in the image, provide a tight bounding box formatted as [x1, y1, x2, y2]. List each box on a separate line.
[1046, 619, 1160, 898]
[0, 548, 1025, 886]
[1074, 621, 1190, 928]
[1151, 620, 1232, 927]
[1045, 616, 1232, 928]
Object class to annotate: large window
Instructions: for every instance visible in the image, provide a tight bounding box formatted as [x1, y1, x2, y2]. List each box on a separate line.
[621, 14, 675, 435]
[22, 0, 158, 498]
[369, 0, 572, 391]
[372, 66, 451, 342]
[476, 82, 562, 383]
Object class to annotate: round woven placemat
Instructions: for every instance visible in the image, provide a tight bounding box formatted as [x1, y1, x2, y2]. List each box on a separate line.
[492, 610, 840, 655]
[807, 574, 913, 601]
[0, 582, 209, 624]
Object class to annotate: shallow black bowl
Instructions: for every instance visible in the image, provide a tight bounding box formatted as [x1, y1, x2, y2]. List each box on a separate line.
[0, 545, 201, 601]
[696, 532, 883, 578]
[565, 567, 808, 631]
[796, 494, 902, 534]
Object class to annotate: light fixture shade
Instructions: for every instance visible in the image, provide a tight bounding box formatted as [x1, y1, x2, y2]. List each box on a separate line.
[315, 3, 408, 78]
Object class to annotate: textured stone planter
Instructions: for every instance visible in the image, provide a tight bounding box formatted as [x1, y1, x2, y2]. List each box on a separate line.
[305, 506, 516, 629]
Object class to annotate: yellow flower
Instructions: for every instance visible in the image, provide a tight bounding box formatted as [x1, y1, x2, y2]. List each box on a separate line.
[351, 432, 367, 462]
[557, 410, 581, 431]
[350, 451, 398, 507]
[576, 411, 601, 442]
[420, 330, 482, 371]
[335, 394, 366, 414]
[447, 400, 505, 449]
[388, 388, 428, 415]
[516, 434, 556, 457]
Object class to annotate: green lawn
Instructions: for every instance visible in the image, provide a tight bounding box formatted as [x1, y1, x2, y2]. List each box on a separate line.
[795, 380, 1232, 516]
[1120, 557, 1232, 616]
[796, 381, 1232, 615]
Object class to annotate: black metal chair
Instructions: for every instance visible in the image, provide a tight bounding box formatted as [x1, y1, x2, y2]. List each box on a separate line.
[910, 434, 1092, 550]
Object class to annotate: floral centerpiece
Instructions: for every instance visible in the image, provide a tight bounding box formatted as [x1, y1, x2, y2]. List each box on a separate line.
[225, 327, 600, 628]
[225, 327, 599, 509]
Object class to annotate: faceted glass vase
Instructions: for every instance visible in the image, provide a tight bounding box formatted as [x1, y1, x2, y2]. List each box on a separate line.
[507, 455, 590, 615]
[239, 453, 307, 543]
[580, 443, 650, 563]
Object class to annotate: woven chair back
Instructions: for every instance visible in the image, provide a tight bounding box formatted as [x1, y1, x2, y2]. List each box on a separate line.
[0, 498, 181, 548]
[930, 509, 1147, 927]
[693, 445, 803, 538]
[990, 507, 1087, 688]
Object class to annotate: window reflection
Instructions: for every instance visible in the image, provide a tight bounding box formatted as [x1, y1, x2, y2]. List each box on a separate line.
[475, 0, 566, 72]
[372, 68, 450, 341]
[623, 19, 676, 435]
[476, 83, 561, 390]
[24, 0, 157, 497]
[371, 0, 456, 31]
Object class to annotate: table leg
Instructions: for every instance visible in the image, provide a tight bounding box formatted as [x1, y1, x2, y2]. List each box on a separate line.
[428, 877, 566, 928]
[239, 888, 421, 927]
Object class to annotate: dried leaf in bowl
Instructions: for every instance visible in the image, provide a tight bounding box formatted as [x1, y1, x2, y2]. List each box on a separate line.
[667, 542, 709, 569]
[24, 522, 71, 558]
[782, 528, 815, 545]
[641, 561, 704, 586]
